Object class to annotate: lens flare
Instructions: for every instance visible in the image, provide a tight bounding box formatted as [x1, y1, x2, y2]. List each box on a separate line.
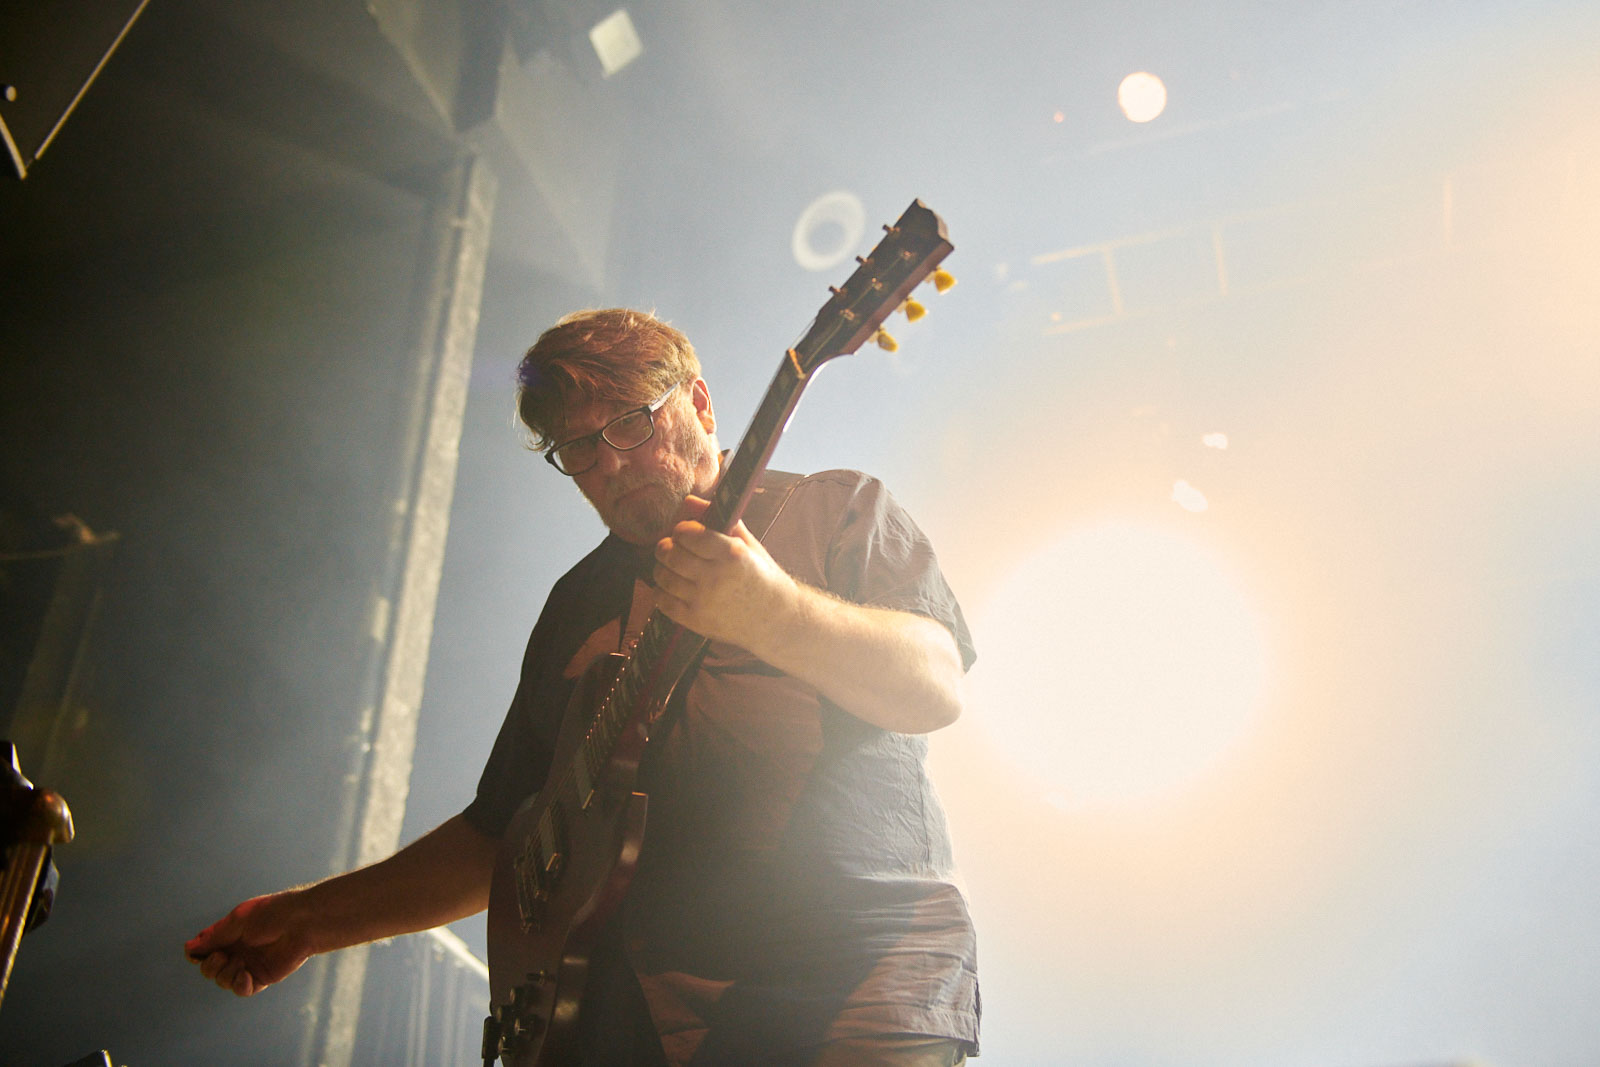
[970, 523, 1267, 809]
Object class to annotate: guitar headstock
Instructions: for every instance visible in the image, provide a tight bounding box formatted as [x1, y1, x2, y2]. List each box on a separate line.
[789, 199, 954, 375]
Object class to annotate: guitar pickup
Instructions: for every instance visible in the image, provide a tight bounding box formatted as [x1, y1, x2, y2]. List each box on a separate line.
[572, 747, 600, 812]
[536, 802, 569, 884]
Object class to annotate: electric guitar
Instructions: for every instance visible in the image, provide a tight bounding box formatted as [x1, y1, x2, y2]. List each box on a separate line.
[482, 200, 954, 1066]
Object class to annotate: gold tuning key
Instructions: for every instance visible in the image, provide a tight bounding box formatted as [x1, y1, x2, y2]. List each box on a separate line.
[931, 268, 957, 293]
[873, 328, 899, 352]
[901, 298, 927, 322]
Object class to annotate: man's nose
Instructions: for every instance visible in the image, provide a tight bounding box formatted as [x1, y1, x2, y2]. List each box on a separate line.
[593, 439, 628, 475]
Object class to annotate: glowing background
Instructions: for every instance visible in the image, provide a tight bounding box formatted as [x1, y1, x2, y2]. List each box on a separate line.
[972, 521, 1269, 810]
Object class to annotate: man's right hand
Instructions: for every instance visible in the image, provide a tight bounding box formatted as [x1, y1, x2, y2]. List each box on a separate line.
[186, 890, 316, 997]
[185, 814, 499, 999]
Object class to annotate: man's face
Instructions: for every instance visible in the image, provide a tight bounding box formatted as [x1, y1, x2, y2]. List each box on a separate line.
[566, 380, 720, 546]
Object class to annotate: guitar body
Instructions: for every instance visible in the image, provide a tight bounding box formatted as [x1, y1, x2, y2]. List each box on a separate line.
[485, 652, 665, 1066]
[481, 200, 953, 1065]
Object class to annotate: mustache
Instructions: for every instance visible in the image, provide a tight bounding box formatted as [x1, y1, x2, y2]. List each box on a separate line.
[606, 471, 670, 506]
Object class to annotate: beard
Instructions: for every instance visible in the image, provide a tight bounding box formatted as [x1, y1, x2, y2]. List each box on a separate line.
[585, 414, 718, 545]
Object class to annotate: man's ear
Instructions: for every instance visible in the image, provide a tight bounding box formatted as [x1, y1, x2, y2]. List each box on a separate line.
[690, 378, 715, 431]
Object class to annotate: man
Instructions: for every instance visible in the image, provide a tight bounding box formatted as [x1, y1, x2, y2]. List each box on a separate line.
[188, 309, 979, 1065]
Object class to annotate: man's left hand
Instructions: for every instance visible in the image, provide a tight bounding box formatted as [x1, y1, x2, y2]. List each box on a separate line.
[652, 495, 797, 653]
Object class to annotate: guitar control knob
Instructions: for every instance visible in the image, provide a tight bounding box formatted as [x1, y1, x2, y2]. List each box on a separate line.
[482, 1014, 502, 1062]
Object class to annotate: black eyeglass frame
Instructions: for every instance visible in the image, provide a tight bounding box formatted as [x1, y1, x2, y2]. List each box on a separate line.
[543, 383, 681, 477]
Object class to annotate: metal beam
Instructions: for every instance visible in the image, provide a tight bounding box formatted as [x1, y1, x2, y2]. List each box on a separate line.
[305, 148, 498, 1067]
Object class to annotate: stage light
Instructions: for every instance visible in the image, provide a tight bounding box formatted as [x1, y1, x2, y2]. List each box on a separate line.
[1118, 71, 1167, 123]
[971, 523, 1267, 809]
[590, 9, 643, 78]
[1171, 479, 1209, 512]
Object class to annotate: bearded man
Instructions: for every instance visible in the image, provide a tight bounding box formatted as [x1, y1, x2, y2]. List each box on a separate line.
[189, 309, 979, 1066]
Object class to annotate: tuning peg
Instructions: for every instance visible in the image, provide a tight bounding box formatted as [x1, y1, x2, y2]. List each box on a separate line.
[931, 268, 957, 293]
[901, 298, 927, 322]
[873, 328, 899, 352]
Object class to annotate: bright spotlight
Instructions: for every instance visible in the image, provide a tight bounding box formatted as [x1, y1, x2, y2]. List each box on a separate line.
[590, 9, 643, 78]
[971, 523, 1267, 809]
[1171, 479, 1209, 512]
[1118, 71, 1167, 123]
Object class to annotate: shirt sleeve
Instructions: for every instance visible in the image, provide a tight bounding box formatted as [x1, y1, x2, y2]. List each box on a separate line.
[811, 471, 977, 672]
[461, 615, 569, 839]
[462, 535, 640, 838]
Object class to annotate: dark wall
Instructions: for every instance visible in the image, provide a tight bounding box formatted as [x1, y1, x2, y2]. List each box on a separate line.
[0, 3, 447, 1060]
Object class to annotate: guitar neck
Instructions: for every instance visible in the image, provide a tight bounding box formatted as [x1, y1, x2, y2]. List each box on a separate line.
[705, 357, 807, 534]
[705, 200, 953, 535]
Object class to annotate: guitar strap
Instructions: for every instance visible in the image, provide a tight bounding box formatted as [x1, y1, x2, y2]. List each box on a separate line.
[645, 469, 805, 744]
[742, 469, 807, 542]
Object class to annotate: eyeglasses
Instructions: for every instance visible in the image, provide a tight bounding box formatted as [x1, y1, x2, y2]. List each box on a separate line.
[544, 384, 680, 477]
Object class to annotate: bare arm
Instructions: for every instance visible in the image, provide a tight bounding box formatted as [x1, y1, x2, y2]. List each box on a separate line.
[186, 812, 498, 996]
[652, 497, 965, 734]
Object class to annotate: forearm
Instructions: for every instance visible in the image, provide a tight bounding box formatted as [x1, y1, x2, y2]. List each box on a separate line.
[297, 812, 497, 954]
[749, 581, 966, 734]
[191, 811, 501, 996]
[652, 504, 966, 733]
